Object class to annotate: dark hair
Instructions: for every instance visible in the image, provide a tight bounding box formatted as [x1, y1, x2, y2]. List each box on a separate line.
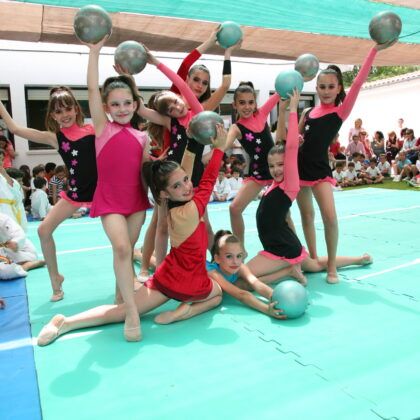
[102, 75, 140, 106]
[19, 165, 31, 186]
[352, 152, 360, 158]
[142, 159, 180, 205]
[32, 164, 45, 177]
[46, 86, 84, 132]
[0, 134, 7, 143]
[335, 161, 345, 169]
[45, 162, 57, 174]
[54, 165, 66, 174]
[210, 229, 242, 262]
[233, 81, 256, 102]
[348, 162, 355, 167]
[375, 131, 384, 140]
[6, 167, 24, 180]
[317, 65, 346, 106]
[369, 158, 377, 164]
[34, 177, 47, 189]
[188, 64, 211, 102]
[268, 144, 286, 156]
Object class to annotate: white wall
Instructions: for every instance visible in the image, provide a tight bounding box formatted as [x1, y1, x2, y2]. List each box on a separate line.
[339, 76, 420, 145]
[0, 40, 318, 170]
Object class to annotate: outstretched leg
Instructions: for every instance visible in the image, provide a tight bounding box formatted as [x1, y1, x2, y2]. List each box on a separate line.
[37, 285, 169, 346]
[154, 280, 222, 324]
[37, 199, 79, 302]
[302, 254, 372, 272]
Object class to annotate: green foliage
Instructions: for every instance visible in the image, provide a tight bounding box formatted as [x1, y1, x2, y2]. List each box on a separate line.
[342, 66, 420, 87]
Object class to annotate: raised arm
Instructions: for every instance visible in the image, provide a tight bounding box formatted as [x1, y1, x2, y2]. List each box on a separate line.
[275, 98, 289, 144]
[282, 90, 300, 202]
[259, 92, 281, 119]
[171, 49, 202, 95]
[338, 40, 395, 121]
[86, 37, 109, 136]
[202, 41, 239, 111]
[0, 100, 57, 147]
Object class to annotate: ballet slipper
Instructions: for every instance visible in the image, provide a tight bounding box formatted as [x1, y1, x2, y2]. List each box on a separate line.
[361, 254, 373, 265]
[136, 271, 150, 283]
[326, 272, 339, 284]
[37, 314, 65, 346]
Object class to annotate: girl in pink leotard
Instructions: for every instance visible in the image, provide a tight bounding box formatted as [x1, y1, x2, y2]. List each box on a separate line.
[86, 37, 150, 342]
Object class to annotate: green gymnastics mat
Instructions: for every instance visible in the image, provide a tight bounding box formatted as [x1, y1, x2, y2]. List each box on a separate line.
[22, 188, 420, 419]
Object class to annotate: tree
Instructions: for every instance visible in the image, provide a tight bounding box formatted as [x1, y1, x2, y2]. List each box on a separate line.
[342, 66, 420, 87]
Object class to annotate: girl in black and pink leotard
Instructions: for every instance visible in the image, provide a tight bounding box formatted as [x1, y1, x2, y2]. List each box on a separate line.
[0, 88, 97, 302]
[226, 82, 279, 249]
[246, 91, 373, 286]
[295, 40, 395, 284]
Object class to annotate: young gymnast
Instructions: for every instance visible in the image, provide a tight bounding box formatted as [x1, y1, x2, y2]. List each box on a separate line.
[295, 40, 395, 283]
[37, 125, 227, 346]
[0, 89, 97, 301]
[86, 37, 151, 341]
[246, 90, 372, 284]
[207, 230, 286, 319]
[138, 27, 237, 279]
[226, 82, 280, 248]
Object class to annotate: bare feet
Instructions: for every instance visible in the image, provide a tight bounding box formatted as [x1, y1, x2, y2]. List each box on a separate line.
[50, 274, 64, 302]
[124, 315, 142, 342]
[133, 248, 142, 263]
[326, 272, 339, 284]
[289, 265, 308, 286]
[38, 314, 65, 346]
[360, 253, 373, 265]
[154, 303, 192, 325]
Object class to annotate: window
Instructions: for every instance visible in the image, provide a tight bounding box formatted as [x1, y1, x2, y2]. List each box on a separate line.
[0, 87, 14, 145]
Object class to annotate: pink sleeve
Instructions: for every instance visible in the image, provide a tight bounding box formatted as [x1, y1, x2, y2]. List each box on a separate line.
[171, 49, 201, 95]
[258, 93, 281, 121]
[193, 149, 224, 216]
[282, 112, 300, 202]
[337, 47, 377, 121]
[157, 62, 203, 115]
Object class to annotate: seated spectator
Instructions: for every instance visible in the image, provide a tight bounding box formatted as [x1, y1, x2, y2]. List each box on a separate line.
[48, 165, 67, 205]
[227, 168, 243, 200]
[364, 158, 384, 184]
[0, 213, 45, 271]
[329, 134, 346, 160]
[346, 134, 366, 158]
[0, 156, 27, 231]
[386, 131, 400, 163]
[359, 130, 373, 159]
[211, 169, 231, 202]
[371, 131, 385, 158]
[44, 162, 57, 183]
[377, 154, 391, 177]
[393, 151, 413, 182]
[343, 162, 362, 186]
[348, 118, 365, 142]
[0, 134, 16, 168]
[31, 177, 51, 220]
[30, 164, 47, 192]
[332, 162, 349, 188]
[401, 129, 419, 164]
